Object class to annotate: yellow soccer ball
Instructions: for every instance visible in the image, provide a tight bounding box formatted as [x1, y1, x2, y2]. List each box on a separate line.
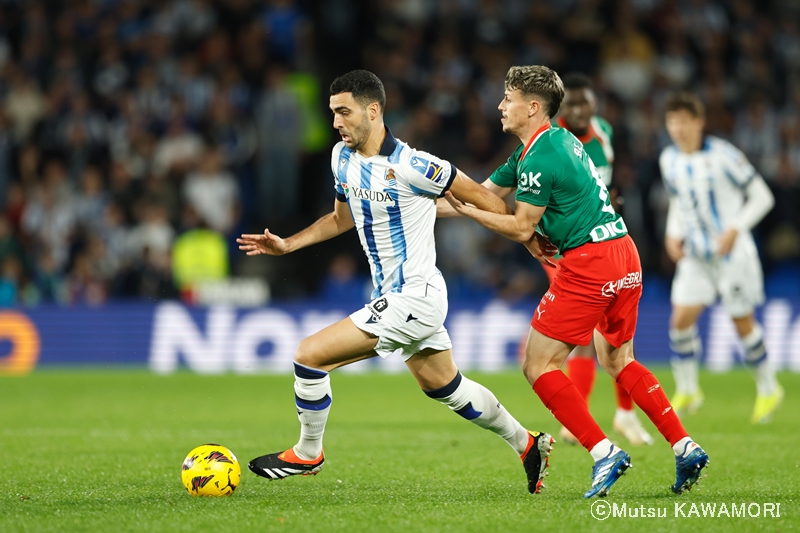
[181, 444, 241, 497]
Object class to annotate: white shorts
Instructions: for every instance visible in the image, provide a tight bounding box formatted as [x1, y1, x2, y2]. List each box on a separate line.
[350, 276, 452, 361]
[671, 244, 765, 318]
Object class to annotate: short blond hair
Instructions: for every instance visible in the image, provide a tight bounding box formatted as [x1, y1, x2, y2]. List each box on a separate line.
[505, 66, 565, 118]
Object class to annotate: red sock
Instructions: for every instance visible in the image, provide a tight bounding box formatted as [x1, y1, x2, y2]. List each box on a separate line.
[616, 361, 688, 446]
[533, 370, 606, 452]
[566, 357, 596, 404]
[614, 382, 633, 410]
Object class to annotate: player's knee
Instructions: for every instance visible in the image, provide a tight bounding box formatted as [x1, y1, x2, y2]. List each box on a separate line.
[293, 338, 324, 369]
[596, 346, 633, 378]
[732, 314, 755, 338]
[597, 355, 624, 378]
[521, 357, 545, 384]
[670, 308, 700, 330]
[669, 315, 685, 330]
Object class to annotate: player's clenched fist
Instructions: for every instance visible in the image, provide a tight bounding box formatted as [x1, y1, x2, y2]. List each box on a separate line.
[237, 229, 288, 256]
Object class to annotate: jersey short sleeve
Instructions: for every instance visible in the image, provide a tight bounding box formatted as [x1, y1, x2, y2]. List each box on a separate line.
[400, 148, 456, 197]
[331, 142, 347, 201]
[489, 144, 523, 188]
[514, 146, 558, 207]
[658, 147, 678, 196]
[716, 139, 757, 189]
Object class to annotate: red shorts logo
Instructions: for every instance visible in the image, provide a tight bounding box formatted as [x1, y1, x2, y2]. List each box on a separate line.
[601, 271, 642, 298]
[601, 280, 618, 297]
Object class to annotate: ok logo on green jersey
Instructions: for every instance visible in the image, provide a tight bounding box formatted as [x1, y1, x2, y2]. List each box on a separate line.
[519, 171, 542, 192]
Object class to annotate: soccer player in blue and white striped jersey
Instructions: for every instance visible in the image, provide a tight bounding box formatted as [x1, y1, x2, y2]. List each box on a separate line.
[238, 70, 554, 492]
[660, 91, 782, 423]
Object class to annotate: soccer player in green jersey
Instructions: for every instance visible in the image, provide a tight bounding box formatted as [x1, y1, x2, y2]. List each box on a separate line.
[444, 65, 708, 498]
[552, 73, 653, 447]
[554, 74, 615, 188]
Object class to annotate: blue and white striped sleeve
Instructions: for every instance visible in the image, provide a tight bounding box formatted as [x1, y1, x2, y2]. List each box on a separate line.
[400, 148, 457, 198]
[717, 140, 757, 189]
[330, 143, 347, 202]
[659, 148, 678, 196]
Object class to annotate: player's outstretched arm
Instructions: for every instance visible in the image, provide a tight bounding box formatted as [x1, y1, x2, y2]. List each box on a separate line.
[237, 199, 354, 256]
[237, 228, 290, 256]
[449, 170, 514, 215]
[444, 192, 544, 243]
[436, 173, 514, 218]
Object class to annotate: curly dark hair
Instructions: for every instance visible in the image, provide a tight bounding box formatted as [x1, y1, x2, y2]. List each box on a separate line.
[562, 72, 593, 91]
[330, 70, 386, 112]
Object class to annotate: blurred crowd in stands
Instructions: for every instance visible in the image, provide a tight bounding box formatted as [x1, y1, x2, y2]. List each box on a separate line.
[0, 0, 797, 306]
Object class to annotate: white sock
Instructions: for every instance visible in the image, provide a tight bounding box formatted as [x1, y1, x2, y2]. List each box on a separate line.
[672, 436, 698, 457]
[755, 361, 779, 396]
[425, 372, 530, 455]
[292, 362, 332, 460]
[684, 357, 699, 395]
[589, 439, 615, 462]
[741, 324, 778, 396]
[614, 407, 634, 419]
[669, 326, 701, 395]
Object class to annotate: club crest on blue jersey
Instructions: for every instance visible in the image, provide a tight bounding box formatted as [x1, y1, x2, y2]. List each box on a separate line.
[424, 161, 445, 183]
[410, 156, 429, 174]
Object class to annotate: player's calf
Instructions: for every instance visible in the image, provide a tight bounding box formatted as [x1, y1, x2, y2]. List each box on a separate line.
[425, 372, 553, 492]
[424, 372, 530, 452]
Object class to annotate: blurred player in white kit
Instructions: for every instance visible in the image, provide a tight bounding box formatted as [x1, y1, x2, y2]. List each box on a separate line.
[659, 91, 783, 423]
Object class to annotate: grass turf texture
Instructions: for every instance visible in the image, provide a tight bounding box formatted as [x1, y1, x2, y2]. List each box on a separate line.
[1, 368, 797, 533]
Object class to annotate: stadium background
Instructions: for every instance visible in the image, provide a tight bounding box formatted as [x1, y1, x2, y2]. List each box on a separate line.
[0, 0, 798, 373]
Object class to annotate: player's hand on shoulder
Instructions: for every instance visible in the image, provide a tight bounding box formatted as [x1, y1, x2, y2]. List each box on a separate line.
[237, 229, 288, 256]
[716, 228, 738, 257]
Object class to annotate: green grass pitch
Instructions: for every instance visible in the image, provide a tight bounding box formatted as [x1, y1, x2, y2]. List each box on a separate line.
[1, 368, 797, 532]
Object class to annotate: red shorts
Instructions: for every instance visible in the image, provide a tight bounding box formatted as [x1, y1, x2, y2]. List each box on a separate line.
[543, 258, 559, 284]
[532, 235, 642, 348]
